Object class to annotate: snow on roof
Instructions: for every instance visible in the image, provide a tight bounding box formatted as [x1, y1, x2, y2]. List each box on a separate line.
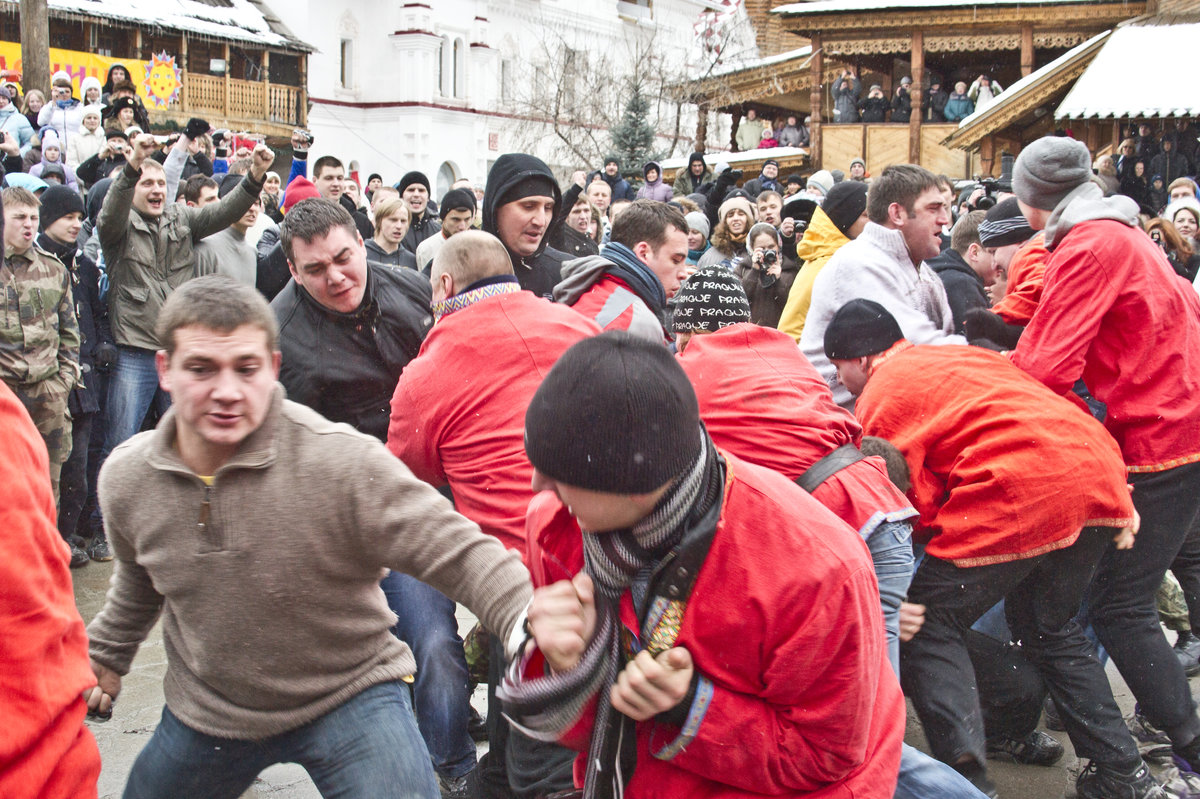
[1057, 22, 1200, 118]
[953, 30, 1109, 129]
[707, 46, 814, 79]
[658, 146, 809, 171]
[22, 0, 309, 50]
[774, 0, 1112, 14]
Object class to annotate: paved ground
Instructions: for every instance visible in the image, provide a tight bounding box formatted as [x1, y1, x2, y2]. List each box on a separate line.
[73, 560, 1192, 799]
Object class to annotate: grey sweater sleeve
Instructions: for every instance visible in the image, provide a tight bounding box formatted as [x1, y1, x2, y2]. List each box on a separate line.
[355, 442, 532, 641]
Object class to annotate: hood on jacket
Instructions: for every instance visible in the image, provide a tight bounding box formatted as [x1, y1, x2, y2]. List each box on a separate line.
[926, 247, 978, 281]
[552, 254, 610, 306]
[643, 161, 663, 184]
[1045, 181, 1139, 250]
[483, 153, 562, 262]
[796, 207, 849, 264]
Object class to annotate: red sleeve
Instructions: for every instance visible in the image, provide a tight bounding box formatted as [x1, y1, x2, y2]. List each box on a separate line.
[386, 375, 446, 486]
[1010, 245, 1119, 397]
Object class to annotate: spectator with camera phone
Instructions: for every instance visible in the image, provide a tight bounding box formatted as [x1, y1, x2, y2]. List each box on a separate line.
[733, 222, 796, 328]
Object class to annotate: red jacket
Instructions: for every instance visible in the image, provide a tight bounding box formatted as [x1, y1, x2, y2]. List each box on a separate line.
[569, 274, 669, 344]
[1012, 219, 1200, 471]
[387, 292, 599, 552]
[991, 232, 1047, 325]
[857, 342, 1136, 566]
[524, 453, 905, 798]
[0, 384, 100, 798]
[677, 324, 913, 535]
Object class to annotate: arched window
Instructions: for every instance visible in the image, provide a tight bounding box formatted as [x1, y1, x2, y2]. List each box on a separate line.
[439, 36, 452, 96]
[437, 161, 459, 198]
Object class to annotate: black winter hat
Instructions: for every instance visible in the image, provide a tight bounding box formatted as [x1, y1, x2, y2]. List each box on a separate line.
[525, 331, 702, 494]
[821, 181, 869, 236]
[109, 96, 137, 116]
[439, 187, 476, 218]
[785, 173, 803, 187]
[604, 156, 620, 167]
[978, 197, 1034, 248]
[396, 170, 430, 195]
[672, 266, 750, 333]
[824, 299, 903, 361]
[105, 128, 128, 142]
[217, 173, 244, 199]
[38, 185, 85, 230]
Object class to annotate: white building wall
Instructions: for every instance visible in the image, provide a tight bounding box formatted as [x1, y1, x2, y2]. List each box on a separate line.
[276, 0, 753, 194]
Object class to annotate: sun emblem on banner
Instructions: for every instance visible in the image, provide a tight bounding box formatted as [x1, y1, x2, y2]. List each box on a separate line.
[142, 52, 182, 108]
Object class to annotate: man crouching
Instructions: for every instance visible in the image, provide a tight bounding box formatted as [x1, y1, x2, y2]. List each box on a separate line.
[85, 275, 531, 798]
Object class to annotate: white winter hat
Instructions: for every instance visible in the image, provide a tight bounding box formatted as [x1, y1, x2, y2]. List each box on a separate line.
[82, 104, 103, 120]
[807, 169, 834, 197]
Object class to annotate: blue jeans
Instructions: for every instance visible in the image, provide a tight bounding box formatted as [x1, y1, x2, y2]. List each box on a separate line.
[104, 346, 171, 457]
[123, 681, 438, 799]
[895, 743, 988, 799]
[866, 520, 914, 675]
[380, 571, 476, 780]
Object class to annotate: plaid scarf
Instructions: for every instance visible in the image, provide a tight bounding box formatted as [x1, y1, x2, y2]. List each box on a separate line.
[499, 431, 723, 799]
[431, 275, 521, 322]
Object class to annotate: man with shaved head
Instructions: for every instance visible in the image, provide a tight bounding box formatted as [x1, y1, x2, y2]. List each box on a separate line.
[388, 229, 599, 797]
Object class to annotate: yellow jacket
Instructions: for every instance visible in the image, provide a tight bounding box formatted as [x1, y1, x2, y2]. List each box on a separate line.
[777, 208, 851, 342]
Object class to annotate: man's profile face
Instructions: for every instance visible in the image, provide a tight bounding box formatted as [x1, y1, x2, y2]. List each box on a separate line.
[4, 202, 38, 253]
[895, 186, 949, 264]
[403, 184, 429, 215]
[586, 182, 611, 212]
[132, 167, 168, 217]
[156, 324, 280, 463]
[313, 165, 344, 202]
[531, 467, 665, 532]
[636, 228, 690, 300]
[757, 196, 782, 226]
[496, 195, 554, 258]
[441, 207, 474, 237]
[287, 224, 368, 313]
[832, 358, 870, 396]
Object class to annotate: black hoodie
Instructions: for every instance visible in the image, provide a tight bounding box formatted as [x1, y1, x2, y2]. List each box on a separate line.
[483, 153, 570, 298]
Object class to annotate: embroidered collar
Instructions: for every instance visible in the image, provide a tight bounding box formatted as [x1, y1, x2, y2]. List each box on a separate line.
[432, 274, 521, 322]
[870, 339, 914, 376]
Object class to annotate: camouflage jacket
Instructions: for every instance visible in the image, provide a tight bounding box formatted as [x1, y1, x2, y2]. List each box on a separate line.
[0, 244, 81, 390]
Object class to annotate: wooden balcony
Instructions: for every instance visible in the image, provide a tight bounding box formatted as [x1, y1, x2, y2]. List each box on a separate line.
[147, 72, 306, 138]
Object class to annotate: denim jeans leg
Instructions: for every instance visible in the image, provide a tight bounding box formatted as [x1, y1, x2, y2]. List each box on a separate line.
[293, 682, 439, 799]
[123, 706, 274, 799]
[104, 347, 168, 457]
[380, 571, 476, 779]
[894, 744, 988, 799]
[866, 520, 914, 676]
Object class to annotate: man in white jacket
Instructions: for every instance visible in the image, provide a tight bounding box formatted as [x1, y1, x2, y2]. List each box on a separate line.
[801, 164, 965, 407]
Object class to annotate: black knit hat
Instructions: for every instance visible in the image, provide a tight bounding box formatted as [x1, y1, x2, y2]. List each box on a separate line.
[396, 170, 430, 195]
[821, 181, 869, 236]
[499, 174, 557, 206]
[978, 197, 1034, 248]
[109, 96, 137, 116]
[672, 266, 750, 333]
[525, 331, 702, 494]
[439, 187, 476, 218]
[824, 299, 903, 360]
[38, 185, 85, 230]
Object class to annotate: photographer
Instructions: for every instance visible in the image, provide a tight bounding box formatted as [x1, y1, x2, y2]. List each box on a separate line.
[734, 222, 797, 328]
[76, 130, 130, 187]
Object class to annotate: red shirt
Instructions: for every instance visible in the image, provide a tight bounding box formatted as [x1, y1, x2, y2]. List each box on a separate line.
[678, 324, 913, 535]
[388, 292, 599, 551]
[568, 274, 670, 344]
[858, 342, 1136, 566]
[0, 383, 100, 798]
[524, 453, 904, 798]
[1011, 219, 1200, 471]
[992, 232, 1047, 325]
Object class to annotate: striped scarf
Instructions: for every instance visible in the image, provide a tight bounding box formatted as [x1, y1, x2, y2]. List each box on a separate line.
[499, 431, 722, 799]
[431, 275, 521, 322]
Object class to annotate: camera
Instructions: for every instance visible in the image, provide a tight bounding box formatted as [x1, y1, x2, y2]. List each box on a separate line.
[293, 128, 314, 147]
[762, 249, 778, 267]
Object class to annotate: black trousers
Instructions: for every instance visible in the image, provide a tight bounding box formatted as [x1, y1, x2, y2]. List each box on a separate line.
[477, 634, 576, 799]
[969, 629, 1047, 742]
[56, 410, 94, 543]
[1089, 460, 1200, 746]
[902, 527, 1138, 770]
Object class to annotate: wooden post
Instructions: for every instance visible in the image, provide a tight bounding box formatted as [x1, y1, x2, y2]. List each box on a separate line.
[1112, 119, 1121, 151]
[695, 100, 709, 153]
[1085, 120, 1100, 154]
[262, 50, 270, 120]
[134, 29, 142, 60]
[223, 42, 231, 119]
[19, 0, 50, 95]
[981, 134, 995, 176]
[909, 30, 923, 165]
[180, 34, 188, 112]
[1021, 25, 1034, 77]
[298, 53, 308, 127]
[809, 33, 823, 168]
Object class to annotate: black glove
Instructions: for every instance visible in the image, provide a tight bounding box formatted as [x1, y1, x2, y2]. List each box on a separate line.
[95, 342, 118, 372]
[184, 117, 210, 140]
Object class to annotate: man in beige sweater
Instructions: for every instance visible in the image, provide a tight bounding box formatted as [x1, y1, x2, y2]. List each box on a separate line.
[84, 274, 532, 798]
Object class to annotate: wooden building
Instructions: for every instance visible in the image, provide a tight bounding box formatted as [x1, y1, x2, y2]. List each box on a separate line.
[0, 0, 311, 137]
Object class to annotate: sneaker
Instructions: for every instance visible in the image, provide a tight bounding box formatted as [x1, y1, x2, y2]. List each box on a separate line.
[438, 771, 475, 799]
[1175, 631, 1200, 677]
[468, 706, 488, 743]
[1128, 706, 1174, 763]
[88, 535, 113, 562]
[986, 729, 1065, 766]
[1076, 760, 1168, 799]
[1044, 695, 1066, 731]
[68, 541, 90, 568]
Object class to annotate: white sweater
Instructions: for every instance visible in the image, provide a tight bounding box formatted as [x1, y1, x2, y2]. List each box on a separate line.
[800, 221, 965, 407]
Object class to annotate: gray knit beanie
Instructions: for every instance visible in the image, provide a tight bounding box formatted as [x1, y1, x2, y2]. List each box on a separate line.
[684, 211, 710, 240]
[1013, 137, 1092, 211]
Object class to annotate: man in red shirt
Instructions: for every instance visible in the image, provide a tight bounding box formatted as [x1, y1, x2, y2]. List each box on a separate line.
[826, 299, 1160, 799]
[1011, 136, 1200, 776]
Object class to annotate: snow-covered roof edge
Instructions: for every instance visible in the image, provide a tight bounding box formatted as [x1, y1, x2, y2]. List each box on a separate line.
[774, 0, 1118, 15]
[707, 46, 814, 79]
